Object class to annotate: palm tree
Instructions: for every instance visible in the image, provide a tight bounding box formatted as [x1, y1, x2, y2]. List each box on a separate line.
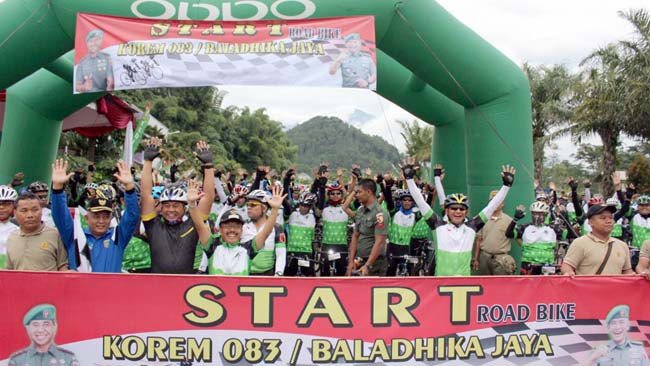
[567, 45, 626, 197]
[618, 8, 650, 138]
[523, 63, 577, 183]
[397, 119, 433, 163]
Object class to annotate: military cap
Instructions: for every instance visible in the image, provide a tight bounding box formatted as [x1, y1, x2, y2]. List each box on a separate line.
[23, 304, 56, 325]
[344, 33, 361, 42]
[85, 29, 104, 43]
[87, 197, 113, 213]
[605, 304, 629, 325]
[219, 209, 245, 225]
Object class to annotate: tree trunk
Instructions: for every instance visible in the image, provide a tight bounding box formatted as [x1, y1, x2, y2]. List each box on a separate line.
[533, 137, 545, 184]
[87, 137, 96, 163]
[600, 130, 618, 198]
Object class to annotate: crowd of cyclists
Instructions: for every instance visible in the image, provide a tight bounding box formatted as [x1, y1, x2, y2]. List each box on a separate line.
[1, 137, 650, 278]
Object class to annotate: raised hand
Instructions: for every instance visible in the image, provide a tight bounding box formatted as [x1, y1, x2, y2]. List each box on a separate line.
[194, 140, 213, 165]
[364, 167, 372, 178]
[144, 137, 162, 161]
[566, 176, 578, 191]
[336, 167, 345, 177]
[611, 172, 621, 190]
[113, 160, 135, 190]
[351, 164, 362, 180]
[267, 185, 287, 209]
[583, 179, 591, 189]
[501, 165, 516, 187]
[433, 164, 444, 179]
[514, 205, 526, 221]
[401, 157, 419, 180]
[187, 179, 204, 206]
[548, 181, 556, 191]
[51, 159, 75, 190]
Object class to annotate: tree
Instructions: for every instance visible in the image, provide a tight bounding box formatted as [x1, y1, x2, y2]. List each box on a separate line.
[564, 44, 627, 197]
[627, 154, 650, 193]
[397, 119, 433, 164]
[618, 9, 650, 138]
[523, 63, 577, 183]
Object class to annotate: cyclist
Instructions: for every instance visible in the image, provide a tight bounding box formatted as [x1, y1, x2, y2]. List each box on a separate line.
[139, 137, 215, 274]
[506, 201, 561, 275]
[27, 181, 55, 227]
[402, 158, 516, 276]
[201, 186, 285, 275]
[0, 185, 18, 269]
[284, 191, 318, 276]
[242, 189, 286, 276]
[51, 159, 139, 273]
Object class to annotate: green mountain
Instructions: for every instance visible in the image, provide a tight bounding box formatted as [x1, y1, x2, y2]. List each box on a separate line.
[287, 116, 401, 175]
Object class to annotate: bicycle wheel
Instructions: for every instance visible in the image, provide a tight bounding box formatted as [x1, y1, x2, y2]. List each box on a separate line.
[119, 72, 132, 86]
[151, 66, 163, 80]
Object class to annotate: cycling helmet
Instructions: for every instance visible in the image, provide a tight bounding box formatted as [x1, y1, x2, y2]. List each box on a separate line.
[232, 185, 249, 196]
[638, 195, 650, 205]
[298, 191, 317, 206]
[27, 181, 48, 193]
[0, 185, 17, 202]
[326, 182, 344, 192]
[444, 193, 469, 208]
[530, 201, 550, 214]
[606, 197, 620, 207]
[247, 189, 270, 204]
[160, 184, 188, 203]
[588, 196, 604, 207]
[535, 191, 548, 201]
[84, 183, 99, 191]
[152, 186, 164, 200]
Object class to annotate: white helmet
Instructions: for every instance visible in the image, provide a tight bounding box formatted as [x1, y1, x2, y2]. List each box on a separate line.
[0, 185, 17, 202]
[530, 201, 549, 213]
[247, 189, 270, 204]
[606, 197, 620, 207]
[160, 185, 188, 203]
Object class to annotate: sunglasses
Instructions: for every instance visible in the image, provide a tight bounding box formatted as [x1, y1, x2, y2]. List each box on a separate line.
[448, 206, 467, 212]
[328, 191, 342, 196]
[247, 202, 263, 208]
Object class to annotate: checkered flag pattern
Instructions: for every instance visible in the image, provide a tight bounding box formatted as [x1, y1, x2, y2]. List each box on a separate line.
[108, 36, 377, 90]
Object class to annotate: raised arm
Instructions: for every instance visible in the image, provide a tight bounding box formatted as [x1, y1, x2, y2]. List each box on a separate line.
[50, 159, 77, 269]
[475, 165, 516, 223]
[505, 205, 526, 239]
[114, 160, 140, 248]
[195, 141, 215, 217]
[433, 164, 446, 205]
[254, 185, 286, 250]
[187, 179, 212, 247]
[141, 137, 162, 218]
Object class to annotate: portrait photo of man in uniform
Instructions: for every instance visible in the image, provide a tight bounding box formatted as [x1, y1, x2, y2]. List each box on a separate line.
[8, 304, 79, 366]
[75, 29, 114, 93]
[582, 304, 650, 366]
[329, 32, 377, 89]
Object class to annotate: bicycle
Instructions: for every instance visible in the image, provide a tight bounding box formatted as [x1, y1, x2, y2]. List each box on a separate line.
[120, 56, 163, 86]
[321, 250, 348, 276]
[389, 254, 420, 277]
[286, 253, 321, 277]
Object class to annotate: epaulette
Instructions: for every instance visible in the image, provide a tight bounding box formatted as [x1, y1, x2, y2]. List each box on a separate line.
[57, 347, 77, 357]
[9, 348, 28, 357]
[631, 340, 644, 346]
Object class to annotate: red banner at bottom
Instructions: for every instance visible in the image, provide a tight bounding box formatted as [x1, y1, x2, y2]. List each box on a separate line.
[0, 271, 648, 366]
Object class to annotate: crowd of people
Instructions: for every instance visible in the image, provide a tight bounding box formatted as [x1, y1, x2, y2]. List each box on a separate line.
[1, 138, 650, 279]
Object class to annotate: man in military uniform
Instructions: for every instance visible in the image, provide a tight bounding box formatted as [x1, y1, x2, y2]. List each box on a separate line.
[75, 29, 114, 92]
[329, 33, 377, 89]
[347, 178, 389, 276]
[9, 304, 79, 366]
[583, 304, 650, 366]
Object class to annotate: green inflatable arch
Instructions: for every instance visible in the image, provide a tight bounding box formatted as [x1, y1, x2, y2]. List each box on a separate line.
[0, 0, 533, 233]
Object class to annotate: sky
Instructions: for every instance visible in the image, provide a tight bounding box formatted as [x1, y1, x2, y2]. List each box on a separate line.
[220, 0, 649, 159]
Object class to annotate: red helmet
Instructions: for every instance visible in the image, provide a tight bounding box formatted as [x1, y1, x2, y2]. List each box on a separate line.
[326, 183, 344, 192]
[233, 185, 249, 196]
[588, 196, 604, 207]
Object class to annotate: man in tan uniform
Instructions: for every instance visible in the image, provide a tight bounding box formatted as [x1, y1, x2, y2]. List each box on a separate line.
[561, 203, 631, 275]
[6, 192, 68, 271]
[474, 191, 517, 275]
